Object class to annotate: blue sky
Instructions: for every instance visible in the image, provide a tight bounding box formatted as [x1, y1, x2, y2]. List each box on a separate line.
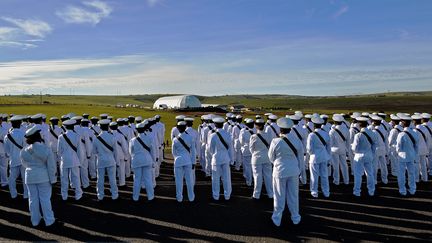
[1, 0, 432, 96]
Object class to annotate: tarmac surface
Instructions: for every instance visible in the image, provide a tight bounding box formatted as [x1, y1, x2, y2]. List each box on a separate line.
[0, 156, 431, 242]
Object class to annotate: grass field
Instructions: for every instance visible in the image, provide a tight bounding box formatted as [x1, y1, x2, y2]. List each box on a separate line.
[0, 91, 431, 139]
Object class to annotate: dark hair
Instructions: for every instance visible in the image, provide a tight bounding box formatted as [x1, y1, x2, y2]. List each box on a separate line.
[26, 132, 42, 145]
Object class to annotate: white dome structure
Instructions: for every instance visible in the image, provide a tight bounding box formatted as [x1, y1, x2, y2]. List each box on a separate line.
[153, 95, 202, 109]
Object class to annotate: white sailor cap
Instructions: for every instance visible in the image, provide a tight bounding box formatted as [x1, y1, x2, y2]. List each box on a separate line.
[414, 112, 421, 115]
[63, 119, 76, 126]
[98, 119, 111, 125]
[361, 112, 370, 117]
[378, 113, 387, 116]
[236, 115, 243, 119]
[320, 114, 329, 119]
[255, 118, 265, 124]
[90, 116, 99, 120]
[175, 115, 185, 120]
[135, 116, 143, 121]
[107, 116, 113, 120]
[61, 115, 69, 119]
[154, 115, 161, 119]
[31, 113, 43, 119]
[304, 114, 313, 119]
[49, 117, 59, 121]
[177, 121, 187, 126]
[213, 117, 225, 123]
[200, 115, 206, 120]
[351, 113, 361, 119]
[10, 115, 24, 122]
[123, 118, 129, 122]
[25, 126, 41, 138]
[264, 113, 273, 116]
[312, 113, 320, 118]
[390, 114, 401, 120]
[268, 114, 278, 120]
[41, 114, 46, 119]
[136, 122, 146, 129]
[100, 113, 108, 117]
[116, 118, 123, 122]
[400, 115, 412, 121]
[207, 114, 215, 120]
[255, 115, 262, 119]
[312, 117, 324, 124]
[396, 113, 405, 118]
[83, 113, 89, 116]
[71, 116, 83, 120]
[356, 117, 369, 122]
[81, 119, 89, 123]
[109, 122, 117, 127]
[332, 114, 344, 122]
[229, 114, 236, 118]
[288, 115, 301, 121]
[421, 113, 431, 119]
[370, 115, 383, 121]
[184, 117, 194, 121]
[411, 114, 422, 120]
[245, 118, 254, 124]
[295, 111, 303, 115]
[226, 113, 233, 118]
[277, 117, 293, 129]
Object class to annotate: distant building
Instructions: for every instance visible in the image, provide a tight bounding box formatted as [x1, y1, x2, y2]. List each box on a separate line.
[230, 104, 245, 113]
[153, 95, 202, 109]
[201, 104, 228, 111]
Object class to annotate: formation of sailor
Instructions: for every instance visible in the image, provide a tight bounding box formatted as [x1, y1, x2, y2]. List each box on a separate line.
[1, 110, 431, 228]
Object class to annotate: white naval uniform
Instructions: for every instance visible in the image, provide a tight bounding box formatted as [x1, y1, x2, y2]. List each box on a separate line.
[130, 132, 156, 201]
[306, 128, 331, 197]
[112, 130, 129, 186]
[118, 126, 132, 178]
[413, 125, 430, 182]
[172, 132, 196, 202]
[249, 130, 273, 199]
[89, 125, 101, 179]
[203, 124, 216, 176]
[239, 127, 255, 186]
[268, 133, 303, 226]
[186, 126, 200, 184]
[198, 123, 207, 169]
[57, 130, 83, 200]
[48, 125, 62, 164]
[208, 128, 234, 200]
[388, 125, 403, 176]
[291, 125, 308, 184]
[20, 142, 57, 227]
[396, 128, 419, 195]
[231, 123, 244, 171]
[422, 123, 432, 176]
[265, 122, 280, 139]
[4, 128, 28, 198]
[372, 125, 389, 184]
[351, 128, 377, 196]
[0, 124, 8, 186]
[77, 126, 93, 188]
[329, 125, 350, 185]
[93, 131, 119, 200]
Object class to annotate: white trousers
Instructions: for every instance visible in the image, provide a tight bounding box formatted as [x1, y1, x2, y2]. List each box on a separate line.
[60, 166, 82, 200]
[398, 161, 416, 195]
[200, 144, 206, 171]
[211, 163, 232, 200]
[117, 160, 126, 186]
[89, 154, 97, 179]
[26, 182, 55, 227]
[389, 151, 399, 176]
[416, 155, 428, 182]
[252, 163, 273, 199]
[242, 156, 253, 186]
[272, 176, 301, 226]
[309, 162, 330, 197]
[0, 154, 8, 186]
[97, 166, 118, 200]
[428, 150, 432, 176]
[9, 165, 28, 198]
[125, 157, 131, 178]
[331, 153, 349, 185]
[353, 160, 375, 196]
[234, 149, 242, 171]
[80, 158, 90, 188]
[132, 166, 154, 201]
[374, 155, 388, 184]
[174, 165, 195, 202]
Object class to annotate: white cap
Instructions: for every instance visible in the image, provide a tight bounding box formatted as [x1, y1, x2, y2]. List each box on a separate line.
[175, 115, 186, 120]
[226, 113, 233, 117]
[255, 119, 265, 124]
[312, 117, 324, 124]
[421, 113, 431, 119]
[98, 119, 111, 125]
[135, 116, 143, 122]
[107, 116, 113, 119]
[268, 114, 278, 120]
[63, 119, 76, 126]
[136, 122, 146, 129]
[236, 115, 243, 119]
[184, 117, 194, 121]
[177, 121, 187, 126]
[200, 115, 206, 120]
[100, 113, 108, 117]
[109, 122, 117, 126]
[400, 115, 412, 121]
[304, 114, 313, 119]
[361, 112, 370, 117]
[71, 116, 83, 120]
[90, 116, 99, 120]
[154, 115, 161, 119]
[320, 114, 329, 119]
[288, 115, 301, 121]
[351, 113, 361, 119]
[277, 117, 293, 129]
[332, 114, 344, 122]
[10, 115, 24, 122]
[49, 117, 59, 121]
[356, 117, 369, 122]
[264, 113, 273, 116]
[213, 117, 225, 123]
[255, 115, 262, 118]
[370, 115, 383, 121]
[411, 114, 422, 120]
[390, 114, 401, 120]
[378, 113, 386, 116]
[25, 126, 41, 138]
[116, 118, 123, 122]
[31, 114, 43, 119]
[81, 119, 89, 123]
[245, 118, 254, 124]
[229, 114, 236, 118]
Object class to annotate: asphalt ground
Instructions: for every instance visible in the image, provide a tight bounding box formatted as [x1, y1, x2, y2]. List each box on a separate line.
[0, 156, 431, 242]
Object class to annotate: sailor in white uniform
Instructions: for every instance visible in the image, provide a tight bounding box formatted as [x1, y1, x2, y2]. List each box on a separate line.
[412, 115, 429, 182]
[329, 114, 350, 185]
[239, 118, 255, 186]
[265, 115, 280, 139]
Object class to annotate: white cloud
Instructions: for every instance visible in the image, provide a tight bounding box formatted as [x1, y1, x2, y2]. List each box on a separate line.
[1, 17, 52, 38]
[333, 5, 349, 19]
[147, 0, 162, 7]
[56, 0, 113, 25]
